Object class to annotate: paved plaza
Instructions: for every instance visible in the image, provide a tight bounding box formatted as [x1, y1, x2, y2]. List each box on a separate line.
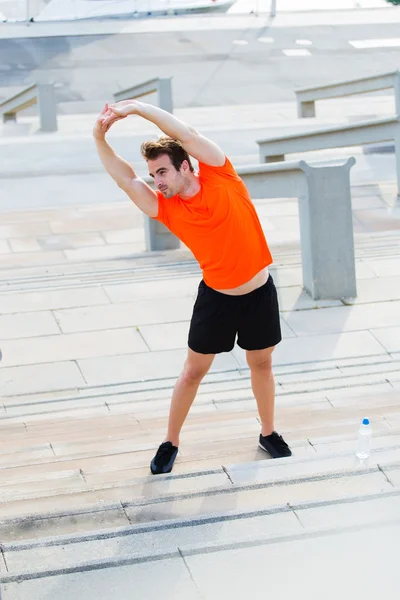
[1, 2, 400, 598]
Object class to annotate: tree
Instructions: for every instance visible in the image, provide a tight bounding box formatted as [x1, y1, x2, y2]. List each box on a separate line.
[386, 0, 400, 4]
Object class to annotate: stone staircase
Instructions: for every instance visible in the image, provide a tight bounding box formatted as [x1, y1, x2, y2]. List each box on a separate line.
[1, 378, 400, 585]
[0, 230, 400, 595]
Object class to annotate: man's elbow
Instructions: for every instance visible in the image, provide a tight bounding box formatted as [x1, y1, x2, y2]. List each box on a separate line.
[180, 126, 199, 145]
[116, 176, 134, 191]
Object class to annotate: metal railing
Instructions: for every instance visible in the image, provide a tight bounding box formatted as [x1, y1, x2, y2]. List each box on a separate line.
[0, 82, 57, 132]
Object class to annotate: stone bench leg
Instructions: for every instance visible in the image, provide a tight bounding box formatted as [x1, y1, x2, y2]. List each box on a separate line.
[298, 157, 357, 299]
[298, 100, 316, 119]
[38, 84, 57, 132]
[395, 125, 400, 207]
[3, 113, 17, 124]
[158, 77, 173, 114]
[264, 154, 285, 163]
[144, 216, 180, 251]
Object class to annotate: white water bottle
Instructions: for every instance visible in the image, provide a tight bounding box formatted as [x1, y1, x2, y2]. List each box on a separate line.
[356, 418, 372, 460]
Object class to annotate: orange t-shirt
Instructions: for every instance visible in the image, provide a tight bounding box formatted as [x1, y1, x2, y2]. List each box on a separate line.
[152, 157, 273, 289]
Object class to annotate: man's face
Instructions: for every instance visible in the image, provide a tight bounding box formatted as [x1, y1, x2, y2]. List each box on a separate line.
[148, 154, 186, 198]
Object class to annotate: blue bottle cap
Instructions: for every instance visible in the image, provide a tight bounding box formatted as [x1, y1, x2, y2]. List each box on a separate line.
[362, 418, 370, 425]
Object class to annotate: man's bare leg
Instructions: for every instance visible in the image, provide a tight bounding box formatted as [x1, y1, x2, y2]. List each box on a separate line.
[165, 349, 215, 446]
[246, 347, 276, 436]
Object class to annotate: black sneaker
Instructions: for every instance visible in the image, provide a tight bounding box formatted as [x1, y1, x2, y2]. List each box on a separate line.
[150, 441, 179, 475]
[259, 431, 292, 458]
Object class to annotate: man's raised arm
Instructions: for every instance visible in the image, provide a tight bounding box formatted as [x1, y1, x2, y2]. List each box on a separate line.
[93, 104, 158, 217]
[104, 100, 226, 168]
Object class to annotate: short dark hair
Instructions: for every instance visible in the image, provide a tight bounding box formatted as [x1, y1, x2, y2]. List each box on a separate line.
[141, 136, 194, 172]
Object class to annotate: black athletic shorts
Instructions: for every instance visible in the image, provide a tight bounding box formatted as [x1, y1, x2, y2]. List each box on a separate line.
[188, 274, 282, 355]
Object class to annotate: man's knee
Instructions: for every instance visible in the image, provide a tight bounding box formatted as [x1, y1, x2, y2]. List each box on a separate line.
[246, 347, 274, 374]
[182, 351, 214, 383]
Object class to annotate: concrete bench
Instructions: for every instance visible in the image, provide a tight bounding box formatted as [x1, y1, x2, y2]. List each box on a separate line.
[296, 70, 400, 118]
[114, 77, 173, 115]
[257, 116, 400, 202]
[145, 157, 357, 301]
[0, 83, 57, 132]
[114, 77, 176, 250]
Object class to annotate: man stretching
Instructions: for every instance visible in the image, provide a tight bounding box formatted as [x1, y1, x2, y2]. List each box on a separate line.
[94, 101, 291, 475]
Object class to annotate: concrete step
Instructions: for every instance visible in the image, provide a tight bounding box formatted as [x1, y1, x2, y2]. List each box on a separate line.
[1, 429, 400, 509]
[0, 417, 400, 529]
[0, 229, 399, 293]
[1, 515, 399, 599]
[1, 354, 399, 422]
[1, 391, 399, 461]
[1, 389, 400, 464]
[1, 465, 400, 582]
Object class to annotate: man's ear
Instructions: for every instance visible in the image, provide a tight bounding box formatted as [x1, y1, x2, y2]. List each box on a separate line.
[181, 160, 190, 173]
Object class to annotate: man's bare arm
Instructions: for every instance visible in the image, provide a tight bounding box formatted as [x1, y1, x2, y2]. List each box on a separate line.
[104, 100, 226, 168]
[93, 105, 158, 217]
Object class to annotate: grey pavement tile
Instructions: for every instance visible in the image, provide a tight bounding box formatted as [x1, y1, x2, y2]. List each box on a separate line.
[312, 432, 400, 456]
[0, 222, 52, 239]
[256, 217, 276, 232]
[269, 266, 303, 287]
[337, 360, 400, 378]
[0, 207, 83, 224]
[38, 233, 106, 251]
[87, 470, 229, 496]
[0, 507, 131, 545]
[0, 470, 87, 501]
[326, 383, 397, 405]
[0, 250, 66, 268]
[253, 199, 298, 217]
[3, 395, 108, 417]
[226, 454, 370, 486]
[2, 558, 201, 600]
[267, 216, 300, 236]
[64, 243, 146, 261]
[139, 321, 190, 351]
[0, 312, 60, 339]
[104, 277, 199, 303]
[0, 240, 11, 254]
[0, 287, 110, 314]
[344, 276, 400, 304]
[102, 229, 145, 244]
[54, 297, 195, 333]
[355, 260, 379, 280]
[282, 301, 400, 337]
[277, 286, 342, 311]
[0, 361, 86, 396]
[365, 258, 400, 278]
[127, 473, 389, 528]
[49, 214, 140, 235]
[278, 372, 390, 395]
[185, 522, 399, 600]
[383, 468, 400, 486]
[0, 328, 149, 368]
[234, 330, 387, 367]
[8, 238, 41, 253]
[78, 349, 240, 386]
[351, 195, 386, 210]
[370, 326, 400, 353]
[5, 511, 301, 574]
[296, 495, 400, 530]
[0, 445, 55, 468]
[353, 208, 400, 233]
[352, 185, 383, 198]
